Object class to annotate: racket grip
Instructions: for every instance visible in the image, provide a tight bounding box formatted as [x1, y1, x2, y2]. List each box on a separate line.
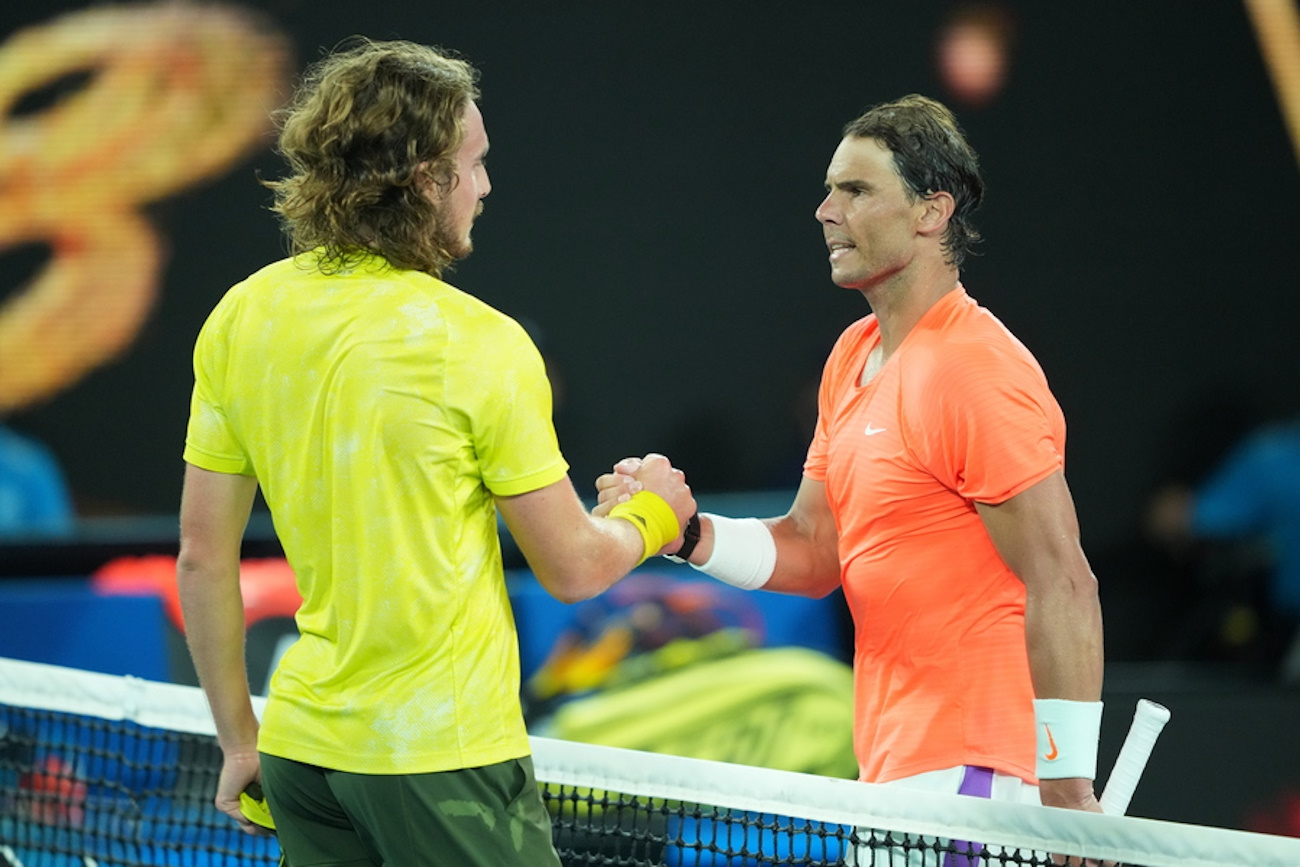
[1099, 699, 1171, 816]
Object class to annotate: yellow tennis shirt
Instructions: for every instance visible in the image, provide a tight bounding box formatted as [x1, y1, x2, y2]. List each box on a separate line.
[184, 252, 568, 774]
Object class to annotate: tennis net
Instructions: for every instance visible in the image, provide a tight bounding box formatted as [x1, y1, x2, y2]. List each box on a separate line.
[2, 656, 1298, 867]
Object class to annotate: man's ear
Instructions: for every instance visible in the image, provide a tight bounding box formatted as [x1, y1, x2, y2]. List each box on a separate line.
[917, 190, 955, 239]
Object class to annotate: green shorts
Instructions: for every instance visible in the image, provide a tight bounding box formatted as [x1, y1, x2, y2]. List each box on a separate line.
[258, 753, 562, 867]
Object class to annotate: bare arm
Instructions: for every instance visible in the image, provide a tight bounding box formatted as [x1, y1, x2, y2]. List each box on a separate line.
[498, 454, 695, 604]
[723, 475, 841, 597]
[175, 463, 265, 833]
[594, 463, 842, 598]
[976, 470, 1105, 811]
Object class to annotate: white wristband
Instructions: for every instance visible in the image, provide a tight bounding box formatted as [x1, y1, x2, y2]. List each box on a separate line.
[690, 514, 776, 590]
[1034, 699, 1103, 781]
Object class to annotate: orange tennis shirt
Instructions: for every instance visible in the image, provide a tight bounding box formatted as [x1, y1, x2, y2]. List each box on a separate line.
[804, 285, 1065, 785]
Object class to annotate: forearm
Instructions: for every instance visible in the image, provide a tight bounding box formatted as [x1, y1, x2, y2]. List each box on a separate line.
[176, 466, 263, 829]
[974, 472, 1106, 808]
[684, 478, 841, 598]
[500, 471, 689, 605]
[529, 513, 648, 603]
[1023, 562, 1104, 701]
[182, 566, 264, 831]
[1024, 560, 1105, 808]
[684, 513, 838, 596]
[764, 512, 842, 596]
[177, 557, 260, 752]
[587, 461, 839, 596]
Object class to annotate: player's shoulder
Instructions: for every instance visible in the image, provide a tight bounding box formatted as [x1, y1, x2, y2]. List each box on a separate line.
[413, 275, 540, 360]
[210, 256, 306, 313]
[817, 314, 878, 386]
[827, 313, 878, 358]
[233, 254, 314, 293]
[840, 313, 877, 339]
[902, 293, 1044, 391]
[414, 271, 508, 322]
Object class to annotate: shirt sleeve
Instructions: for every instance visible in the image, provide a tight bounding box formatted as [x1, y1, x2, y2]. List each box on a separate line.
[458, 316, 568, 497]
[803, 372, 834, 483]
[902, 338, 1064, 505]
[804, 319, 872, 483]
[183, 300, 255, 476]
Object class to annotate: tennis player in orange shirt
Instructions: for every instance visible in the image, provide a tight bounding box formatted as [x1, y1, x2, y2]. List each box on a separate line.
[596, 94, 1106, 819]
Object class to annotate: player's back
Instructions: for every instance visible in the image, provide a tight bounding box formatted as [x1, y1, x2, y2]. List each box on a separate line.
[188, 251, 543, 773]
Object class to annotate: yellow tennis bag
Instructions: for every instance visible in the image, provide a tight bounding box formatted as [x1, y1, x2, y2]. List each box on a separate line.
[524, 575, 857, 779]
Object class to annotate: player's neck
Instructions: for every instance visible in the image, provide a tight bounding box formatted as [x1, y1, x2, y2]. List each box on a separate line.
[863, 267, 959, 355]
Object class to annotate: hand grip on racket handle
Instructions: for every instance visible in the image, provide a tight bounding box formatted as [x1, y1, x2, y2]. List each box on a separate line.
[1099, 699, 1171, 816]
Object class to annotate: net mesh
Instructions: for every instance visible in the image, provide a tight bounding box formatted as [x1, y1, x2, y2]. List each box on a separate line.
[3, 657, 1299, 867]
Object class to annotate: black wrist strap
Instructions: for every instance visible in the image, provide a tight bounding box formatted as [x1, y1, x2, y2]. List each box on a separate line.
[664, 512, 701, 563]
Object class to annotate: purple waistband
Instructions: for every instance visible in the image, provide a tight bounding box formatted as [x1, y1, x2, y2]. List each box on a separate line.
[957, 765, 994, 798]
[944, 766, 994, 867]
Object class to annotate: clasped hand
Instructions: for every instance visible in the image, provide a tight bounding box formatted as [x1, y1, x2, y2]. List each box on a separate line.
[594, 454, 694, 556]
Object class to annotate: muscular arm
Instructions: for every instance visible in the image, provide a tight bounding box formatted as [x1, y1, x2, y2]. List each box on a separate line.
[676, 475, 842, 598]
[976, 469, 1105, 809]
[175, 463, 263, 831]
[751, 475, 841, 597]
[594, 461, 841, 597]
[498, 455, 695, 604]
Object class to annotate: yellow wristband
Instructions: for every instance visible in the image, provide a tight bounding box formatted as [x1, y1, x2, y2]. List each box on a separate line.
[608, 491, 679, 564]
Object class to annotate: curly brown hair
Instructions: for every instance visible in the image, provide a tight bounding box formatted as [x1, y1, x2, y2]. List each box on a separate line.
[843, 95, 985, 268]
[263, 38, 480, 276]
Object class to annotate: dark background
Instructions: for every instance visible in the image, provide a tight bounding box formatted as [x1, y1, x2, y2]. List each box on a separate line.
[3, 0, 1300, 839]
[5, 0, 1298, 543]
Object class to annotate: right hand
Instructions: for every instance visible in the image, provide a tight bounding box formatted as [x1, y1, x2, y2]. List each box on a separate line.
[594, 454, 695, 554]
[633, 453, 695, 529]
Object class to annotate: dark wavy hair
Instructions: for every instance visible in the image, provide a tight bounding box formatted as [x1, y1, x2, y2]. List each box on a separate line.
[263, 38, 480, 276]
[843, 94, 985, 267]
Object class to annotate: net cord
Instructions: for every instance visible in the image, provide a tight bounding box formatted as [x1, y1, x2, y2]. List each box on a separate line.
[3, 656, 1298, 867]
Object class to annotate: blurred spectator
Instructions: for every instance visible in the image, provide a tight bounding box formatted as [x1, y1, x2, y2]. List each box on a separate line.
[0, 422, 74, 537]
[1145, 416, 1300, 682]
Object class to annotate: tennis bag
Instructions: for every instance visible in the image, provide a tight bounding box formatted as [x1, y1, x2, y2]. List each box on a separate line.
[524, 574, 857, 780]
[533, 642, 857, 779]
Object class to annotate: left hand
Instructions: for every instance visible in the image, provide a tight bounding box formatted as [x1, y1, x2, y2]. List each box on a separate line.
[216, 748, 271, 837]
[1038, 777, 1101, 812]
[1040, 779, 1112, 866]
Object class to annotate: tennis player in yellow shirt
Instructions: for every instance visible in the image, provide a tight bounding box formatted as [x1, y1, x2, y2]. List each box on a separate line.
[177, 38, 694, 866]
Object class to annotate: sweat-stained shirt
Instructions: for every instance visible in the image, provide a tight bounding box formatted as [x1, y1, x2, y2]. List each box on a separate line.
[184, 252, 568, 774]
[804, 285, 1066, 785]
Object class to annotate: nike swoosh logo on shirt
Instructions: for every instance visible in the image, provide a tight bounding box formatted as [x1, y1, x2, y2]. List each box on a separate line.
[864, 423, 887, 436]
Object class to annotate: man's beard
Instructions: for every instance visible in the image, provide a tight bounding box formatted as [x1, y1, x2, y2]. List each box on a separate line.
[432, 200, 483, 262]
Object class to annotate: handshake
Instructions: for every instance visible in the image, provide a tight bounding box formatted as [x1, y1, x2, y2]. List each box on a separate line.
[593, 454, 698, 560]
[590, 453, 778, 591]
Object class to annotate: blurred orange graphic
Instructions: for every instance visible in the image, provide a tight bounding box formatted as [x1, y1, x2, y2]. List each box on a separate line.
[0, 2, 291, 411]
